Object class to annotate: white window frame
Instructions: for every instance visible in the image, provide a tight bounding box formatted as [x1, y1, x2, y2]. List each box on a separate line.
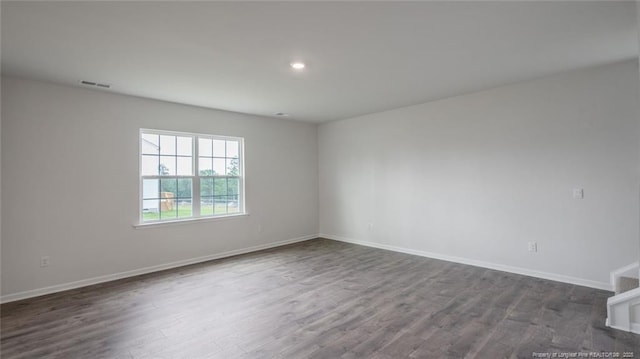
[138, 128, 246, 225]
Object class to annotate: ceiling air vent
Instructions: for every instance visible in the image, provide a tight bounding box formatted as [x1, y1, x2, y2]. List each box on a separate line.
[79, 80, 111, 89]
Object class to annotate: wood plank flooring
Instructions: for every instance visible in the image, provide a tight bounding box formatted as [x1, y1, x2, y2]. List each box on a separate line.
[2, 238, 639, 358]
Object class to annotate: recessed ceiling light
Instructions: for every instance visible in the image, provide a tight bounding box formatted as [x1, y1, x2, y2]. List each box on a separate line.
[290, 62, 306, 70]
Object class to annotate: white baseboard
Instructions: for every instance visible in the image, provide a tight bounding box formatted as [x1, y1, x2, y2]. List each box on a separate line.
[321, 233, 613, 292]
[606, 319, 640, 335]
[610, 261, 640, 290]
[1, 234, 318, 304]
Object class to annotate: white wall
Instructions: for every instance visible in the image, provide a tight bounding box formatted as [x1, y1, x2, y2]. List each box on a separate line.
[1, 77, 318, 299]
[319, 60, 640, 289]
[637, 0, 640, 270]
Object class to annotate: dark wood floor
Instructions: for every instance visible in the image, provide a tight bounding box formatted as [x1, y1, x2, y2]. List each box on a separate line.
[2, 239, 639, 358]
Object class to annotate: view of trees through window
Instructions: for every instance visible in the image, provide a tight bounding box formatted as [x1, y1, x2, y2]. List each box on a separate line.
[140, 130, 243, 222]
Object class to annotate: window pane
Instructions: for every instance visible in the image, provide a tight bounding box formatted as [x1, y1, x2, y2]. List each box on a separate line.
[143, 179, 159, 199]
[226, 158, 239, 176]
[141, 134, 160, 155]
[141, 155, 159, 176]
[159, 185, 177, 220]
[214, 178, 227, 196]
[213, 158, 226, 175]
[226, 141, 239, 158]
[213, 140, 225, 157]
[214, 196, 227, 215]
[176, 137, 192, 156]
[177, 199, 192, 218]
[199, 138, 212, 157]
[199, 157, 213, 176]
[227, 196, 239, 214]
[160, 204, 177, 220]
[177, 178, 192, 198]
[200, 178, 214, 197]
[160, 178, 177, 196]
[227, 178, 239, 196]
[160, 135, 176, 155]
[159, 156, 176, 176]
[201, 198, 214, 216]
[142, 199, 160, 221]
[177, 157, 192, 176]
[141, 131, 244, 222]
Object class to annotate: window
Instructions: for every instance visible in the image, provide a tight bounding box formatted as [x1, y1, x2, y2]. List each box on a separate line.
[139, 129, 244, 223]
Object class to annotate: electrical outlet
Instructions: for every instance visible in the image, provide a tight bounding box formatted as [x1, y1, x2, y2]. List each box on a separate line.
[257, 225, 263, 233]
[572, 188, 584, 199]
[367, 223, 374, 231]
[527, 242, 537, 253]
[40, 256, 50, 267]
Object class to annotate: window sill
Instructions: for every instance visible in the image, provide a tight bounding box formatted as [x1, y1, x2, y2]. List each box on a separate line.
[133, 213, 249, 229]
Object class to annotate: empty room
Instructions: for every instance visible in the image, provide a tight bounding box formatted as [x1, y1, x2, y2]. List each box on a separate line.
[1, 1, 640, 358]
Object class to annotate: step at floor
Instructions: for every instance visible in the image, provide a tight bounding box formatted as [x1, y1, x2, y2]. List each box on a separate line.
[618, 276, 640, 294]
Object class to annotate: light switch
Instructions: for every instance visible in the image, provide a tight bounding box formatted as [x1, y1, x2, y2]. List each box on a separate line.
[572, 188, 584, 199]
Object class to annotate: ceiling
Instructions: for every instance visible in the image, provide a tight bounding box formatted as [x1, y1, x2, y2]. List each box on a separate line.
[1, 1, 637, 123]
